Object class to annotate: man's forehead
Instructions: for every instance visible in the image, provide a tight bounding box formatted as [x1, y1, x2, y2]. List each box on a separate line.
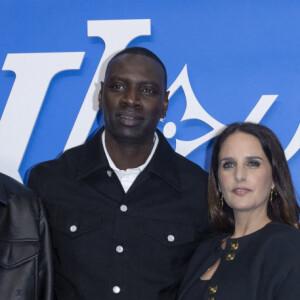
[107, 53, 161, 71]
[105, 53, 165, 83]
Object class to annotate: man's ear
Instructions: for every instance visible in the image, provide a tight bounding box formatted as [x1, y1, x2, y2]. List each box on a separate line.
[161, 91, 169, 118]
[98, 82, 104, 110]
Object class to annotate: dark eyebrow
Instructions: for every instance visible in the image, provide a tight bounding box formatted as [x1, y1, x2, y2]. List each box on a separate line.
[106, 76, 125, 82]
[246, 156, 264, 161]
[219, 156, 264, 163]
[106, 76, 161, 89]
[219, 157, 235, 163]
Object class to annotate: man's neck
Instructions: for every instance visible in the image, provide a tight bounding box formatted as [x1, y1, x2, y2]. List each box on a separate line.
[104, 131, 157, 170]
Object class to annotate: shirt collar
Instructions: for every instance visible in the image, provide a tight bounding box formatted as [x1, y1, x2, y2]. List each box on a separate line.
[75, 127, 182, 192]
[102, 130, 159, 173]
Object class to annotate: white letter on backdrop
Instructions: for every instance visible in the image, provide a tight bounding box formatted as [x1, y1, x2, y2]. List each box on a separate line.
[64, 19, 151, 150]
[0, 52, 84, 181]
[285, 124, 300, 161]
[164, 65, 278, 158]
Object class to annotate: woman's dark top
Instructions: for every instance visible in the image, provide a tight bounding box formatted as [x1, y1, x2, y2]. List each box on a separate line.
[177, 222, 300, 300]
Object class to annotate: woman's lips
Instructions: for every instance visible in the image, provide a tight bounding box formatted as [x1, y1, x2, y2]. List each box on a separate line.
[232, 187, 252, 196]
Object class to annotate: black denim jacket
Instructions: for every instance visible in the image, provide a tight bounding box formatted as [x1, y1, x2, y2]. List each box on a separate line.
[28, 128, 209, 300]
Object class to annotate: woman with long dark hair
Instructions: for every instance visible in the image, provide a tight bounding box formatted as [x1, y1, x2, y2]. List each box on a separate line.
[178, 122, 300, 300]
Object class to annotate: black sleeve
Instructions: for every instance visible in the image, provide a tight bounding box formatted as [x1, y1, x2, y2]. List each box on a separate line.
[274, 266, 300, 299]
[38, 196, 54, 300]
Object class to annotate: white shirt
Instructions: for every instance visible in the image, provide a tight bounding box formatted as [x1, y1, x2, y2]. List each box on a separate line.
[102, 131, 159, 193]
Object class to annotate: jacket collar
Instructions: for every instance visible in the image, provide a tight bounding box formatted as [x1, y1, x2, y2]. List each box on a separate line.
[0, 175, 8, 205]
[75, 127, 108, 180]
[75, 127, 182, 192]
[146, 130, 181, 192]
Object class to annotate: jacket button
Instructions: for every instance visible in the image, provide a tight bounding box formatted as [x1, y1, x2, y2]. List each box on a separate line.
[208, 285, 218, 294]
[120, 205, 128, 212]
[107, 170, 113, 177]
[225, 252, 235, 260]
[230, 241, 239, 250]
[167, 235, 175, 242]
[70, 225, 77, 232]
[113, 286, 121, 294]
[116, 245, 124, 253]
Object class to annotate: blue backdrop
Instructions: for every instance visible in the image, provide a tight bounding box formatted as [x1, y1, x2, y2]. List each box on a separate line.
[0, 0, 299, 201]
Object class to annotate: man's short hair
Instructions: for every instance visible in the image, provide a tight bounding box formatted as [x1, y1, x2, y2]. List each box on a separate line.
[105, 47, 167, 89]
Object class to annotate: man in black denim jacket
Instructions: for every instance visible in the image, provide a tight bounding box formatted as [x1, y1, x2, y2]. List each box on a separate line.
[28, 47, 209, 299]
[0, 172, 53, 299]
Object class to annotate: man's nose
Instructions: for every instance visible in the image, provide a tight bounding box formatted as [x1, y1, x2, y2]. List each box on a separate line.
[122, 87, 140, 106]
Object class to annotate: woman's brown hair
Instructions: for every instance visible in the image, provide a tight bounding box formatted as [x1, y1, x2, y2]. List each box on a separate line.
[208, 122, 299, 233]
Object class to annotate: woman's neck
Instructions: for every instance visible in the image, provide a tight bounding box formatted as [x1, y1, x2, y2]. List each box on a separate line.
[231, 209, 271, 238]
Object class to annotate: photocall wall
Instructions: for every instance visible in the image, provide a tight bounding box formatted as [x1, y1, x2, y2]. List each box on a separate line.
[0, 1, 299, 201]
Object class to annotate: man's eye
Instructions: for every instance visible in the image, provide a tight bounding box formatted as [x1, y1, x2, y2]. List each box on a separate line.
[222, 162, 235, 169]
[110, 83, 125, 91]
[248, 161, 261, 167]
[141, 87, 157, 95]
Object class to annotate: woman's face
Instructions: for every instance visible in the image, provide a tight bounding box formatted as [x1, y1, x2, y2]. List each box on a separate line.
[218, 131, 274, 215]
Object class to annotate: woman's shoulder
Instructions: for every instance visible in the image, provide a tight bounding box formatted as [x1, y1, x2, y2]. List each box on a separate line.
[261, 222, 300, 254]
[265, 222, 300, 239]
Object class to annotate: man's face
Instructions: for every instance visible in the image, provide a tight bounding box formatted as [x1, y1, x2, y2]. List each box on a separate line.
[99, 53, 169, 144]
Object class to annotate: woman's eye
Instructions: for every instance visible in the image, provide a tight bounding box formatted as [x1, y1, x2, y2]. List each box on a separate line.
[248, 161, 261, 167]
[222, 162, 235, 169]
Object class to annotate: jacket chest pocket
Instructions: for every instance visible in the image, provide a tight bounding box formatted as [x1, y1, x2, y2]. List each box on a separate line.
[0, 239, 39, 299]
[142, 219, 199, 277]
[48, 210, 103, 269]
